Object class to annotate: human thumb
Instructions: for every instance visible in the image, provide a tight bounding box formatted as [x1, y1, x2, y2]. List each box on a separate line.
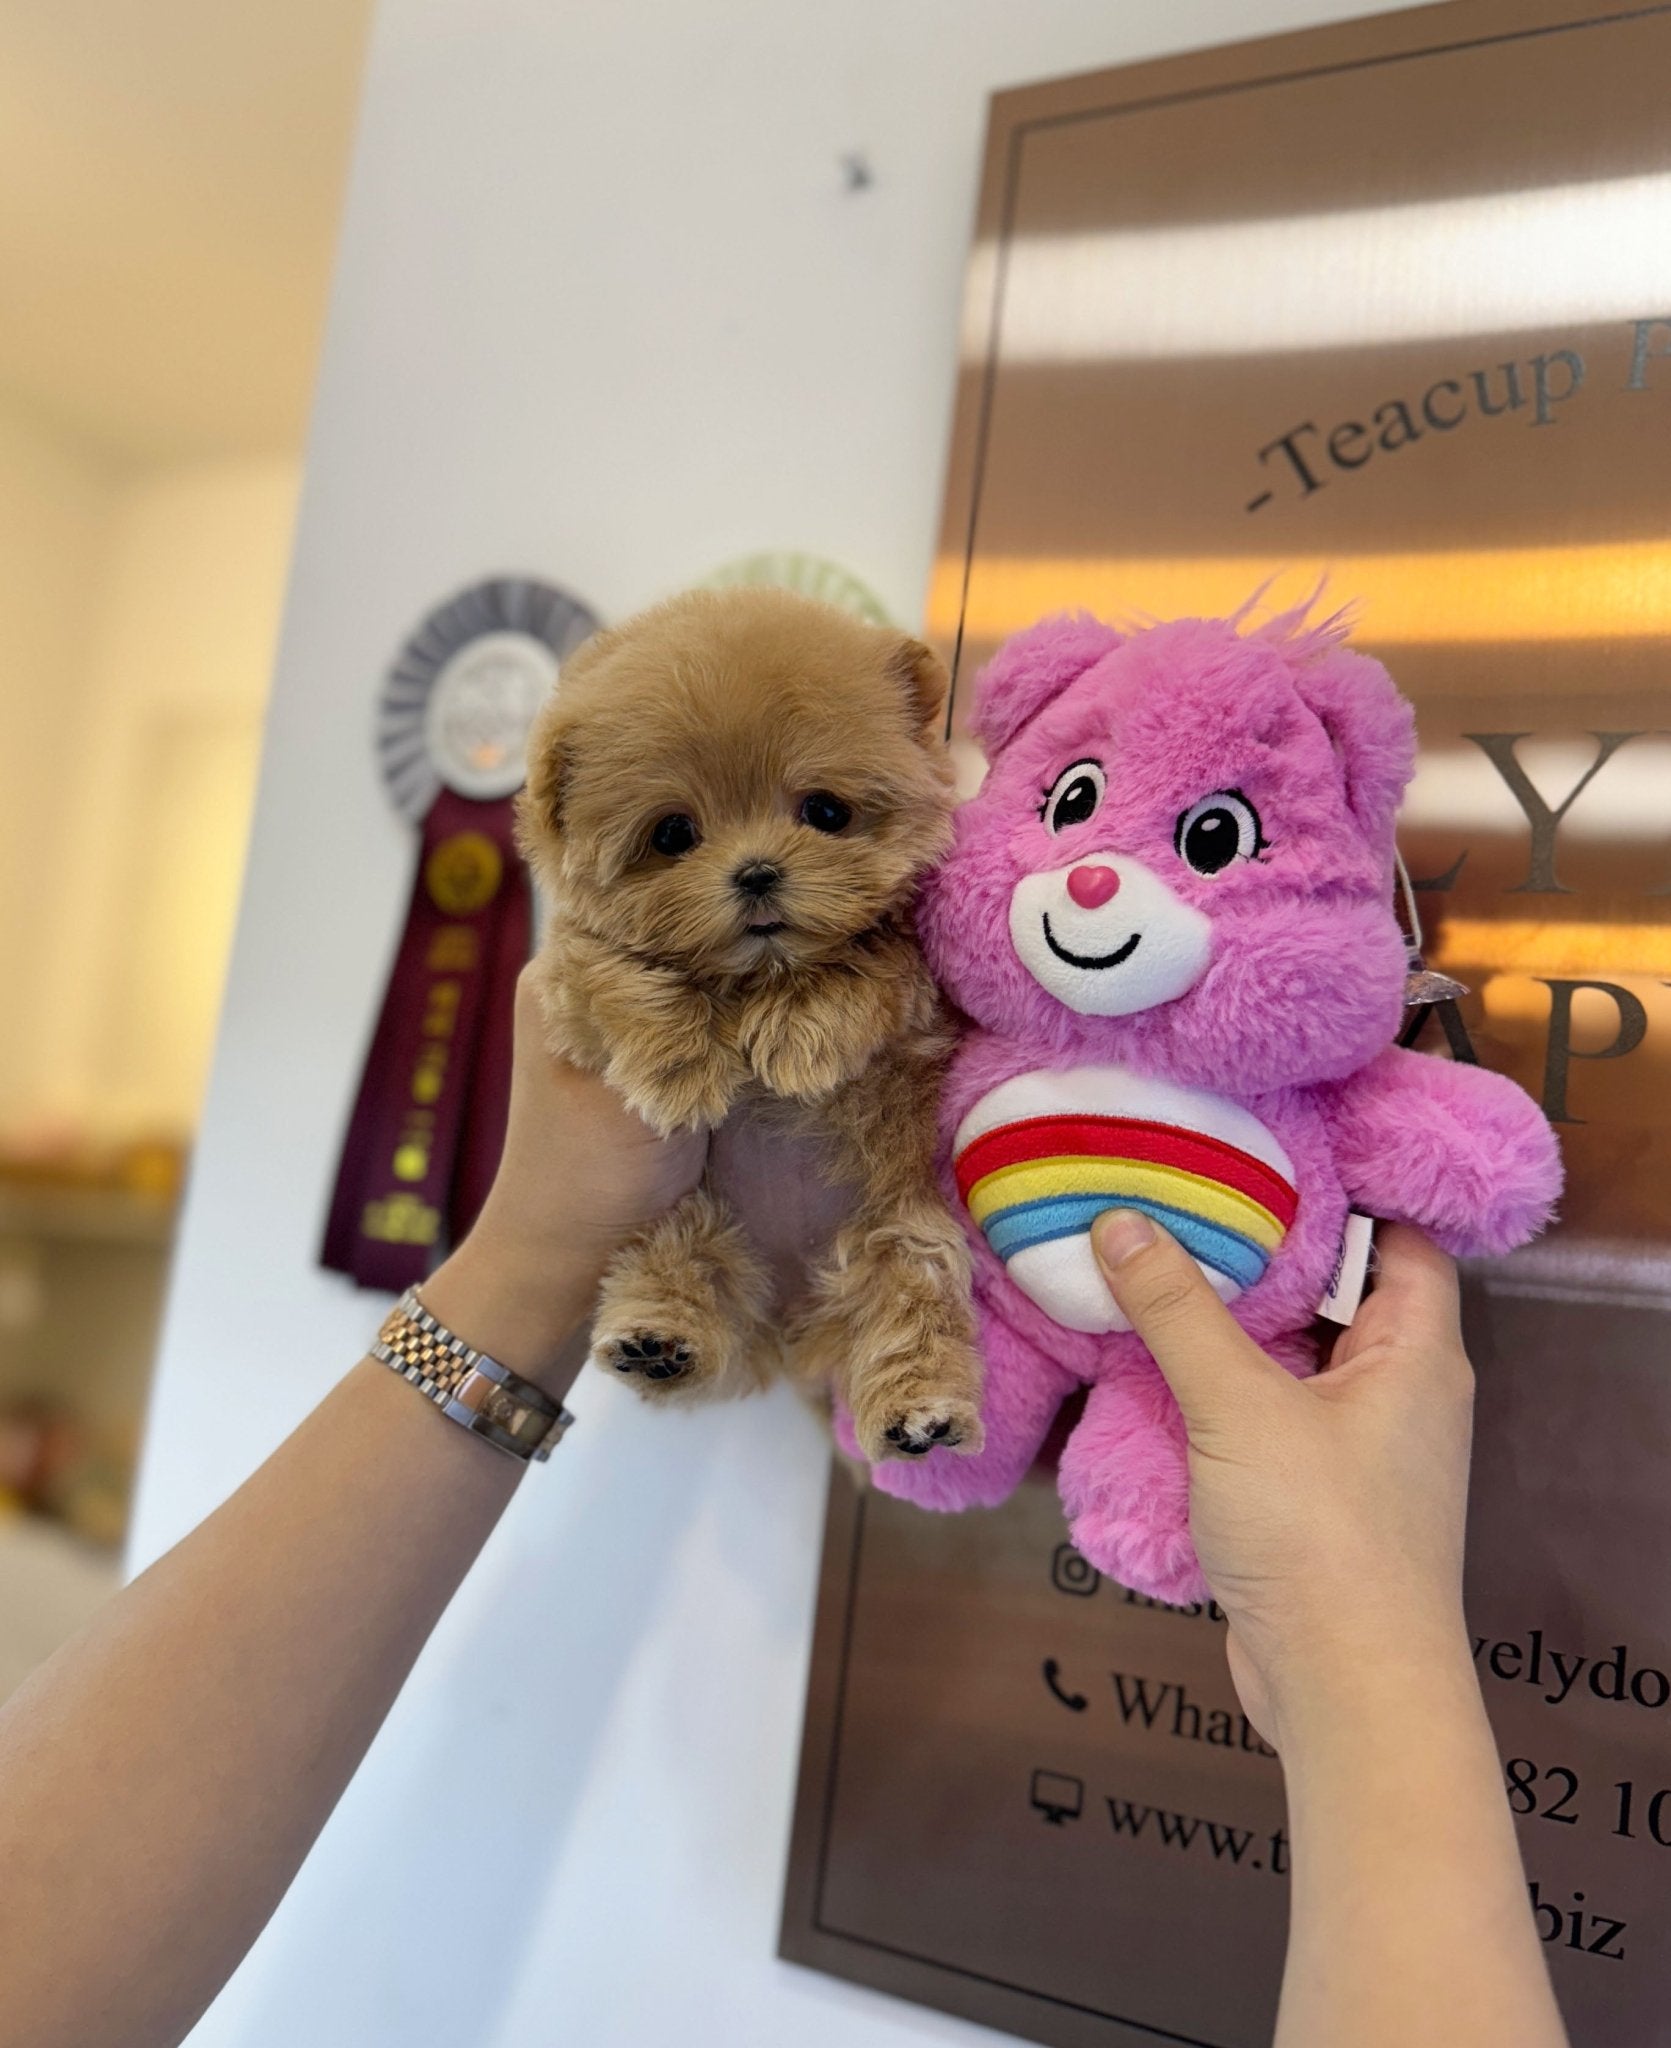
[1091, 1210, 1282, 1430]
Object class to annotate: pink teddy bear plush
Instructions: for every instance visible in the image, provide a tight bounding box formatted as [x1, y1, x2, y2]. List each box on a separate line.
[864, 603, 1562, 1605]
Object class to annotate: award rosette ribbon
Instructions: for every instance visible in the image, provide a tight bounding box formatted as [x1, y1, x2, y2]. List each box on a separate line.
[321, 578, 599, 1289]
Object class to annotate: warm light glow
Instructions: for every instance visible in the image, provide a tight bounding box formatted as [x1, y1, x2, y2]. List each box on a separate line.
[1435, 920, 1671, 977]
[963, 171, 1671, 363]
[1478, 975, 1560, 1026]
[930, 541, 1671, 648]
[1478, 970, 1671, 1030]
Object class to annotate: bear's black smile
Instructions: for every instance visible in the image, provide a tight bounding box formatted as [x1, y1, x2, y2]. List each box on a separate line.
[1041, 915, 1141, 971]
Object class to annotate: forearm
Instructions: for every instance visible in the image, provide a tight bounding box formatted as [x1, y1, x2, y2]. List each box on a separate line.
[1275, 1635, 1568, 2048]
[0, 1249, 592, 2048]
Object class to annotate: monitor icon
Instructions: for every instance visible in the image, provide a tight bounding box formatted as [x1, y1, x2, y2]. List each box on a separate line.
[1030, 1768, 1085, 1825]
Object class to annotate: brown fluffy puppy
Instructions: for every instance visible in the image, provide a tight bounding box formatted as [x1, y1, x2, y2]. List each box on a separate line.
[516, 586, 983, 1462]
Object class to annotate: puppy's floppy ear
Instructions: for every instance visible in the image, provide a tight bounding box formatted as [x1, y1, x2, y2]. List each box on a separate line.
[887, 634, 951, 739]
[514, 696, 568, 856]
[974, 613, 1122, 754]
[513, 626, 613, 855]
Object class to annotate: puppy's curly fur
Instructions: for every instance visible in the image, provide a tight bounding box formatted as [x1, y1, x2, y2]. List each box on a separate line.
[516, 587, 983, 1461]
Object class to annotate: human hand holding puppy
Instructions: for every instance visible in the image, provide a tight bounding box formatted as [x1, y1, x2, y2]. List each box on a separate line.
[514, 588, 984, 1461]
[421, 965, 708, 1395]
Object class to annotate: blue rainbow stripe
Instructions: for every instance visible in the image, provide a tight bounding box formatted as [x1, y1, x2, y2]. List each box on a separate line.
[983, 1191, 1271, 1291]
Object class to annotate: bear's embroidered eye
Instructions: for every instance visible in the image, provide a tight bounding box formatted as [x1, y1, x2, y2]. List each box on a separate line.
[1042, 760, 1105, 834]
[1175, 791, 1265, 875]
[650, 812, 701, 858]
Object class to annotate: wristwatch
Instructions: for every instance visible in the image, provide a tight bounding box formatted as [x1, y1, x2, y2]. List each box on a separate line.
[372, 1286, 574, 1462]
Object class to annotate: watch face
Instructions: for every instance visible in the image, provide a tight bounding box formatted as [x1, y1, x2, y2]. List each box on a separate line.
[699, 550, 894, 625]
[377, 576, 601, 821]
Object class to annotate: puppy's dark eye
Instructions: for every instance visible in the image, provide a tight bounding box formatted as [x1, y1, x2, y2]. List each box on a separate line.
[650, 812, 700, 858]
[798, 791, 852, 835]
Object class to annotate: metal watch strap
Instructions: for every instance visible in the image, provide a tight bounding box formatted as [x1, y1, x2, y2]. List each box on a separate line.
[372, 1286, 574, 1462]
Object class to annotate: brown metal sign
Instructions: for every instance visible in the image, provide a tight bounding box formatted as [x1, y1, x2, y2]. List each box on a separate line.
[782, 4, 1671, 2042]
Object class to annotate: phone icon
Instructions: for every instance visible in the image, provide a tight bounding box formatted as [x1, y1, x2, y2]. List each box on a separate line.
[1043, 1657, 1088, 1712]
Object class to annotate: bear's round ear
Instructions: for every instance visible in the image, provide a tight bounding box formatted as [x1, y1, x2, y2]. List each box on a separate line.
[1289, 647, 1417, 854]
[973, 613, 1122, 754]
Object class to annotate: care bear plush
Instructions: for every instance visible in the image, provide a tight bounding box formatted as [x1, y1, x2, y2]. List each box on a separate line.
[860, 602, 1562, 1604]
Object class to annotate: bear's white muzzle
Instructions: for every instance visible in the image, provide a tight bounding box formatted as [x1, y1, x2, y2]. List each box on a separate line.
[1008, 856, 1212, 1017]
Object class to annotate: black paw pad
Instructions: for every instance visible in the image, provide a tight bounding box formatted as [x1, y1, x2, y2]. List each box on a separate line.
[885, 1421, 933, 1457]
[612, 1337, 693, 1382]
[882, 1413, 964, 1457]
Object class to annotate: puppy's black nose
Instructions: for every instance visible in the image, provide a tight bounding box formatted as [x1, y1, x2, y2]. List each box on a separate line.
[733, 861, 782, 900]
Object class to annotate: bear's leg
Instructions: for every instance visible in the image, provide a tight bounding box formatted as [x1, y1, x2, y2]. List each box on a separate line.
[591, 1185, 775, 1401]
[854, 1306, 1077, 1512]
[1058, 1349, 1203, 1606]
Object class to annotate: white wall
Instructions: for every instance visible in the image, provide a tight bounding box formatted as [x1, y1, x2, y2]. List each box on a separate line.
[132, 5, 1387, 2045]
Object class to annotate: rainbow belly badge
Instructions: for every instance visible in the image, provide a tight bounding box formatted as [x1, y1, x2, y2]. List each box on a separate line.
[953, 1067, 1298, 1335]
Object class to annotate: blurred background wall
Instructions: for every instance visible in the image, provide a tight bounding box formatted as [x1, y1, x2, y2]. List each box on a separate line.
[0, 0, 369, 1675]
[1, 453, 295, 1142]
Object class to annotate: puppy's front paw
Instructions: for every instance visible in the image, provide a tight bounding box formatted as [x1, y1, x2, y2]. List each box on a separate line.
[742, 1004, 855, 1101]
[613, 1043, 743, 1134]
[867, 1394, 985, 1464]
[594, 1328, 699, 1388]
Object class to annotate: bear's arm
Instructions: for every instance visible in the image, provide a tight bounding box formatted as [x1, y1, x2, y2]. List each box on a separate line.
[1322, 1044, 1562, 1258]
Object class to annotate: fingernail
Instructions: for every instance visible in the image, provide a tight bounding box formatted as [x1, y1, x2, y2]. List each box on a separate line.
[1094, 1209, 1155, 1267]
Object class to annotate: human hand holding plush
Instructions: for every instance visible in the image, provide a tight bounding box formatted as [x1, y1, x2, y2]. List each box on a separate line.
[1089, 1214, 1568, 2048]
[1090, 1213, 1474, 1744]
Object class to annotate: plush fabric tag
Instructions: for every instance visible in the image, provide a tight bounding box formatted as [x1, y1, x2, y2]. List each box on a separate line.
[1317, 1210, 1375, 1324]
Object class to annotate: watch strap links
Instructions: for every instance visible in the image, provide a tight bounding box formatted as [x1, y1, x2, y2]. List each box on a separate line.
[372, 1286, 573, 1462]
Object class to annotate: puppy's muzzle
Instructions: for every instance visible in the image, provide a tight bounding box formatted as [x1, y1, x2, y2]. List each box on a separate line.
[733, 860, 782, 900]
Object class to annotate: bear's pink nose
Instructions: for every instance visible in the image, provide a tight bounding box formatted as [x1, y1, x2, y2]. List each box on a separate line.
[1067, 863, 1120, 909]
